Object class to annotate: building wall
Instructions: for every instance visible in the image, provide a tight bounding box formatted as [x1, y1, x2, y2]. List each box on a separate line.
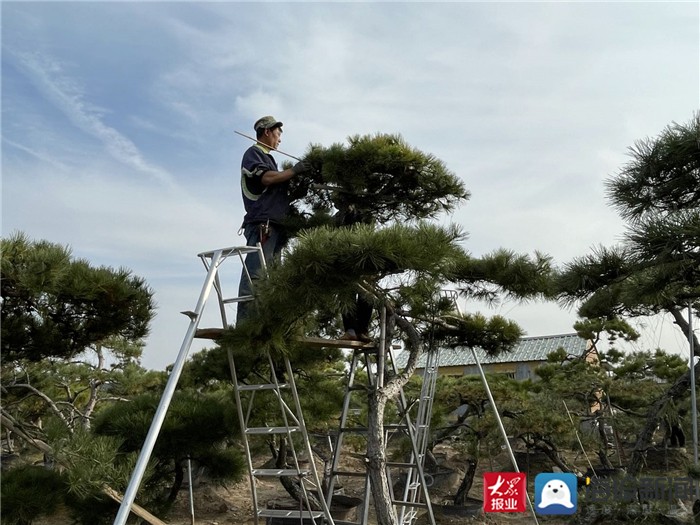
[420, 344, 597, 382]
[433, 365, 465, 377]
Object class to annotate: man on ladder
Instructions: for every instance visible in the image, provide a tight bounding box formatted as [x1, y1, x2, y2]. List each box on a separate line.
[237, 115, 310, 322]
[233, 116, 331, 525]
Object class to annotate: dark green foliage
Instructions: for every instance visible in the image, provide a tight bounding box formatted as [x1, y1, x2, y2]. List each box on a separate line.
[226, 134, 554, 364]
[453, 248, 555, 303]
[604, 348, 688, 385]
[535, 350, 605, 409]
[606, 113, 700, 219]
[558, 113, 700, 321]
[92, 389, 244, 509]
[1, 233, 155, 362]
[1, 465, 66, 525]
[224, 222, 469, 357]
[286, 133, 470, 233]
[41, 425, 136, 500]
[431, 312, 524, 356]
[178, 345, 234, 387]
[93, 390, 239, 460]
[63, 492, 117, 525]
[573, 317, 639, 345]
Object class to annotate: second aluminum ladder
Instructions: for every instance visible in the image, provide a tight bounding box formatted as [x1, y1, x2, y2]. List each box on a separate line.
[324, 336, 437, 525]
[197, 245, 336, 525]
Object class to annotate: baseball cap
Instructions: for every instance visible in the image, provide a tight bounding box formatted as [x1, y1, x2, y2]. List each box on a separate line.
[254, 116, 283, 131]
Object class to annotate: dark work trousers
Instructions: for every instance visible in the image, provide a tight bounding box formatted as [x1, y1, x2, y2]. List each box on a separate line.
[342, 294, 373, 335]
[236, 222, 285, 323]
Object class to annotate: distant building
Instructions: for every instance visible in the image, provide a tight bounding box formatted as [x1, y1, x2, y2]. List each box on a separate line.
[394, 333, 594, 381]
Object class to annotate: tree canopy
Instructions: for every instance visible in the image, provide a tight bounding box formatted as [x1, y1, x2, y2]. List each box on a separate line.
[221, 133, 555, 525]
[284, 133, 470, 233]
[1, 233, 155, 362]
[557, 113, 700, 337]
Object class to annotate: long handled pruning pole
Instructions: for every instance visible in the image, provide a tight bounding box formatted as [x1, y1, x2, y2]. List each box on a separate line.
[234, 130, 302, 161]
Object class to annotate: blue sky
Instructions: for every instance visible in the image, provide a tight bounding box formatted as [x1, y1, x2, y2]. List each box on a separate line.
[2, 1, 698, 370]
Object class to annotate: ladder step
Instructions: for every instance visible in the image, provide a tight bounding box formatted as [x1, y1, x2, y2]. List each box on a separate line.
[246, 427, 300, 435]
[386, 461, 418, 468]
[198, 246, 262, 258]
[332, 470, 367, 477]
[384, 424, 409, 430]
[252, 468, 310, 477]
[392, 500, 427, 508]
[223, 296, 251, 304]
[238, 383, 290, 391]
[339, 427, 367, 433]
[258, 509, 325, 519]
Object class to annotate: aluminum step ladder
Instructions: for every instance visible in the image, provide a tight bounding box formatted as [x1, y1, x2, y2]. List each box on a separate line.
[114, 245, 335, 525]
[230, 348, 333, 525]
[324, 335, 436, 525]
[390, 346, 440, 525]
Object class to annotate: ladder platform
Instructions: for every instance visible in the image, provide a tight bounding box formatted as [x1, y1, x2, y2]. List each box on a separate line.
[252, 468, 310, 477]
[246, 426, 300, 435]
[299, 336, 377, 349]
[195, 327, 225, 340]
[198, 245, 262, 258]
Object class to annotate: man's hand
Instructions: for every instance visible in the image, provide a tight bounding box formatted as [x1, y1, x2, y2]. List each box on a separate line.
[292, 160, 310, 175]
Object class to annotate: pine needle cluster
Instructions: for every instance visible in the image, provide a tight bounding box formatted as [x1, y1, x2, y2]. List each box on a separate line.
[285, 133, 470, 233]
[560, 113, 700, 318]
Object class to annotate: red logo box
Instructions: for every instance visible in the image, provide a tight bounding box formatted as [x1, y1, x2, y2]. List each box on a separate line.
[483, 472, 527, 512]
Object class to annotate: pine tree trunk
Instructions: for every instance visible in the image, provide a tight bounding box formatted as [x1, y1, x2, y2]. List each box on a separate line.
[628, 359, 700, 476]
[362, 310, 424, 525]
[276, 436, 324, 510]
[366, 389, 396, 525]
[168, 463, 184, 503]
[532, 437, 574, 473]
[453, 457, 477, 506]
[669, 307, 700, 357]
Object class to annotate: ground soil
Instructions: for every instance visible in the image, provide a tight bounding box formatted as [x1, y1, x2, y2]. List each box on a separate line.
[163, 444, 562, 525]
[32, 444, 697, 525]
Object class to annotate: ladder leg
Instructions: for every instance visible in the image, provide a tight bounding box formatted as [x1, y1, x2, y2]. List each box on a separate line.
[387, 348, 436, 525]
[114, 249, 225, 525]
[229, 349, 260, 525]
[229, 349, 335, 525]
[282, 356, 335, 525]
[326, 350, 362, 499]
[326, 349, 374, 525]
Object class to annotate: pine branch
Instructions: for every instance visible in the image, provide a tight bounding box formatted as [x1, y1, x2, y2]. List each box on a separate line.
[6, 383, 73, 433]
[0, 410, 166, 525]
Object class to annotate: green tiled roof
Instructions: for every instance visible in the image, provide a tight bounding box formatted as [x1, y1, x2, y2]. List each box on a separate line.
[393, 333, 588, 369]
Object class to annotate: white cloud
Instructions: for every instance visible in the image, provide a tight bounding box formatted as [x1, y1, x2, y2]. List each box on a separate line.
[8, 50, 174, 185]
[2, 1, 697, 369]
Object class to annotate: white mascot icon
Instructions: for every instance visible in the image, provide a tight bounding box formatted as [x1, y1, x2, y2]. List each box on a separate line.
[538, 479, 574, 508]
